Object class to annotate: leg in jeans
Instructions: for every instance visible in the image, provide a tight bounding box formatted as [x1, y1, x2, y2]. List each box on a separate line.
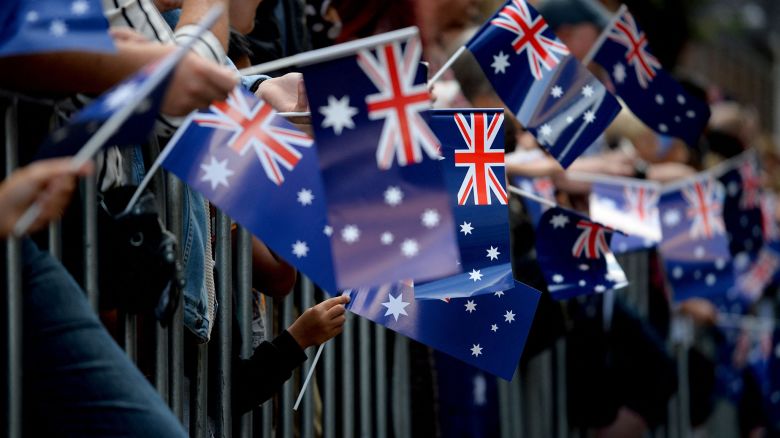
[21, 239, 187, 437]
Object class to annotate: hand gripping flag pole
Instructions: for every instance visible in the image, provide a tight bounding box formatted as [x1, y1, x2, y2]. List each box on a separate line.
[12, 5, 226, 237]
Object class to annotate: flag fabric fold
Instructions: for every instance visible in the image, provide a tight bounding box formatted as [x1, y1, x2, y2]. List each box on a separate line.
[658, 174, 734, 301]
[0, 0, 114, 57]
[299, 31, 461, 288]
[535, 205, 628, 300]
[466, 0, 621, 168]
[591, 7, 710, 146]
[589, 177, 662, 254]
[346, 281, 540, 380]
[415, 109, 515, 299]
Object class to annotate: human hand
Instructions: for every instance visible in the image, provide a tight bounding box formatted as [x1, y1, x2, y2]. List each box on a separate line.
[110, 28, 151, 44]
[153, 0, 184, 12]
[162, 49, 238, 116]
[287, 294, 350, 349]
[0, 158, 93, 237]
[256, 73, 310, 116]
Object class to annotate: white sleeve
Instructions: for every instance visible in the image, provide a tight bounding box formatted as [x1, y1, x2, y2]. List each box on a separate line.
[173, 24, 227, 65]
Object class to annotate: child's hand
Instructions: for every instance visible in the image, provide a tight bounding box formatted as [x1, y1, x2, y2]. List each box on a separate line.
[287, 294, 350, 349]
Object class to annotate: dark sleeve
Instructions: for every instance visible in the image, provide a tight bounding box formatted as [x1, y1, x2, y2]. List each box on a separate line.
[232, 330, 308, 414]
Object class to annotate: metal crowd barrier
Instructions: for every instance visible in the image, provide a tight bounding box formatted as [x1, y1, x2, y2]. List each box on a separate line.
[1, 96, 700, 438]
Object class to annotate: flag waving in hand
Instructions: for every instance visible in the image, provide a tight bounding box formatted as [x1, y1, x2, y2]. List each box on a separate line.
[465, 0, 621, 168]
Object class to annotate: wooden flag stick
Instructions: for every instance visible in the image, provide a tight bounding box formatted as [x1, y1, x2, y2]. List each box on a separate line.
[293, 343, 325, 411]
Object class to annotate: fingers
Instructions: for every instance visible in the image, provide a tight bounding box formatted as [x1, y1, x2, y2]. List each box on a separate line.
[321, 294, 350, 311]
[164, 53, 238, 116]
[325, 301, 347, 320]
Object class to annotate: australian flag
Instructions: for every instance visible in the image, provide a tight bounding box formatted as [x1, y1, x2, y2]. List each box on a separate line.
[0, 0, 114, 57]
[414, 109, 515, 299]
[299, 32, 461, 288]
[162, 86, 338, 292]
[591, 8, 710, 146]
[535, 206, 627, 300]
[589, 177, 662, 254]
[466, 0, 621, 168]
[346, 281, 540, 380]
[658, 175, 734, 301]
[36, 59, 174, 159]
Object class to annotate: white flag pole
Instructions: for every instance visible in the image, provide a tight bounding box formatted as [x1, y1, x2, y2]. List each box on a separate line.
[239, 26, 419, 76]
[11, 5, 226, 237]
[581, 4, 627, 66]
[507, 184, 557, 209]
[293, 343, 325, 411]
[427, 46, 467, 86]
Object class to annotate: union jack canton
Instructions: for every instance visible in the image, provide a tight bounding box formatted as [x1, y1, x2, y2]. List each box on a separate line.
[466, 0, 620, 168]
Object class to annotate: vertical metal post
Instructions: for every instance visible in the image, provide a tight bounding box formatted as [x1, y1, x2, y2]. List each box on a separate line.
[281, 293, 295, 438]
[82, 171, 99, 309]
[374, 325, 387, 438]
[497, 377, 512, 438]
[261, 297, 274, 438]
[392, 336, 411, 438]
[214, 212, 233, 437]
[4, 99, 22, 438]
[166, 174, 184, 420]
[358, 317, 373, 437]
[236, 227, 253, 438]
[124, 314, 138, 362]
[554, 338, 568, 438]
[46, 110, 62, 259]
[300, 278, 315, 438]
[324, 321, 336, 438]
[190, 343, 209, 438]
[341, 312, 355, 438]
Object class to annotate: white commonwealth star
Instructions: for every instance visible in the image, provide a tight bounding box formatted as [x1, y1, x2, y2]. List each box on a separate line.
[613, 63, 627, 83]
[491, 324, 498, 332]
[539, 123, 553, 138]
[494, 290, 505, 297]
[71, 0, 89, 15]
[460, 221, 474, 235]
[470, 344, 483, 357]
[655, 94, 664, 105]
[583, 110, 596, 124]
[50, 20, 68, 37]
[384, 186, 404, 206]
[421, 209, 440, 228]
[401, 239, 419, 258]
[581, 85, 594, 98]
[465, 300, 477, 313]
[319, 95, 357, 135]
[551, 85, 563, 98]
[297, 188, 314, 206]
[104, 82, 138, 110]
[341, 225, 360, 243]
[381, 293, 410, 321]
[491, 51, 510, 74]
[292, 240, 309, 258]
[504, 310, 515, 323]
[200, 156, 234, 190]
[550, 214, 569, 228]
[486, 246, 500, 260]
[380, 232, 394, 245]
[469, 269, 483, 282]
[323, 225, 333, 236]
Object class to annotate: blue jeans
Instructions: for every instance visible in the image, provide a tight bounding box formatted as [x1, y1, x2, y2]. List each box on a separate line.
[21, 239, 187, 437]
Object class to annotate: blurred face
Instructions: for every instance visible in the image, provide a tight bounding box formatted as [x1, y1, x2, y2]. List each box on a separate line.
[230, 0, 262, 35]
[434, 0, 481, 30]
[556, 23, 600, 60]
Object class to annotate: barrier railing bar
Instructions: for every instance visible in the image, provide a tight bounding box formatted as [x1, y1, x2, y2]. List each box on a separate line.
[46, 111, 62, 259]
[166, 174, 185, 419]
[191, 343, 209, 438]
[236, 227, 253, 438]
[4, 99, 22, 438]
[214, 212, 233, 437]
[374, 324, 387, 438]
[341, 312, 355, 438]
[124, 312, 138, 362]
[82, 171, 99, 310]
[281, 291, 295, 438]
[554, 338, 568, 438]
[509, 365, 523, 436]
[497, 377, 512, 438]
[324, 318, 336, 438]
[359, 317, 373, 437]
[261, 296, 273, 438]
[392, 336, 411, 438]
[300, 277, 315, 438]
